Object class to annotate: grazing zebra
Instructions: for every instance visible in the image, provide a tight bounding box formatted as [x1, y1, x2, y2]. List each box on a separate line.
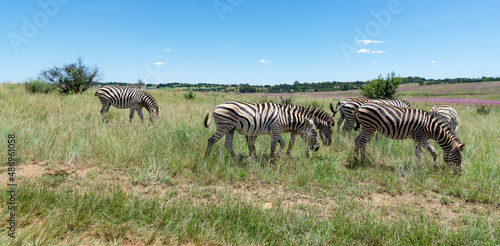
[204, 101, 320, 158]
[330, 98, 411, 131]
[353, 103, 465, 174]
[429, 105, 459, 136]
[95, 86, 160, 123]
[245, 105, 335, 156]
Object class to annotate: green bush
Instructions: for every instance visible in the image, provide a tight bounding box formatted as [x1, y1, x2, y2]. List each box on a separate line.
[184, 89, 196, 99]
[39, 56, 102, 95]
[361, 71, 402, 99]
[477, 104, 491, 115]
[279, 94, 296, 105]
[24, 78, 56, 94]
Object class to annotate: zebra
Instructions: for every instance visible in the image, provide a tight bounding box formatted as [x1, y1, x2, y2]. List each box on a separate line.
[245, 104, 335, 156]
[330, 98, 411, 132]
[429, 105, 459, 137]
[95, 86, 160, 124]
[204, 101, 320, 158]
[353, 103, 465, 174]
[330, 98, 369, 132]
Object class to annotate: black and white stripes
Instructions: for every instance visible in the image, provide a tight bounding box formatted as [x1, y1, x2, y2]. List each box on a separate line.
[204, 101, 321, 158]
[353, 103, 464, 173]
[331, 97, 411, 131]
[429, 105, 459, 136]
[95, 86, 160, 123]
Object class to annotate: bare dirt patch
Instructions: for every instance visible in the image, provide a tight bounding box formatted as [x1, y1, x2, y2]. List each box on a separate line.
[357, 192, 500, 230]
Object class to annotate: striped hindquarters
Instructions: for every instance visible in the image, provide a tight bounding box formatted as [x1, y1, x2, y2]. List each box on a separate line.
[429, 105, 459, 135]
[334, 97, 370, 131]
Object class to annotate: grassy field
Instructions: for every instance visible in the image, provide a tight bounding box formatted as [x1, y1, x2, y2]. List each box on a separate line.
[0, 83, 499, 245]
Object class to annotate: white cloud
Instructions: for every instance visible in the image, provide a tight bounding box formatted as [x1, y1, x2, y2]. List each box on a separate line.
[356, 48, 386, 54]
[357, 39, 384, 45]
[356, 48, 371, 53]
[372, 60, 379, 63]
[259, 59, 270, 63]
[164, 49, 171, 52]
[431, 60, 436, 63]
[153, 62, 164, 65]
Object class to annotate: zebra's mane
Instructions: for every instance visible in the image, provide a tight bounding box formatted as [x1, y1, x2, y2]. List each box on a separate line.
[427, 113, 462, 144]
[140, 90, 159, 108]
[281, 104, 334, 124]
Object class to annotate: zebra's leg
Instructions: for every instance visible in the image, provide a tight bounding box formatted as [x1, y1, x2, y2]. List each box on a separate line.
[205, 127, 231, 157]
[413, 134, 438, 167]
[129, 107, 136, 123]
[344, 119, 352, 131]
[224, 129, 237, 158]
[246, 136, 257, 156]
[269, 127, 282, 159]
[136, 108, 144, 124]
[354, 128, 374, 161]
[337, 112, 344, 132]
[421, 138, 438, 167]
[414, 142, 423, 168]
[100, 103, 111, 123]
[286, 133, 297, 156]
[276, 135, 285, 156]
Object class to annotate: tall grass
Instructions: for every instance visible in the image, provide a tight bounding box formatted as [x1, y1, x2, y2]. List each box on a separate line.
[0, 84, 498, 245]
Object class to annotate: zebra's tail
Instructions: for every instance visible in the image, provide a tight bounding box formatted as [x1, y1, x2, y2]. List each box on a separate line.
[204, 112, 213, 128]
[353, 108, 361, 131]
[330, 102, 344, 117]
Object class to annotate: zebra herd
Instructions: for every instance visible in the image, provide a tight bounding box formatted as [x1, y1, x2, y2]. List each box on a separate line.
[94, 86, 464, 174]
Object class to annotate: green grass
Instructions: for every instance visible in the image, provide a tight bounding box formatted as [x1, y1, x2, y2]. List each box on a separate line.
[0, 83, 499, 245]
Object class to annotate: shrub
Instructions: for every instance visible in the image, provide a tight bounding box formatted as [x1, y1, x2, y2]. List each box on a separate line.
[311, 100, 323, 109]
[39, 56, 102, 95]
[361, 71, 402, 99]
[477, 104, 491, 115]
[279, 94, 296, 105]
[24, 78, 56, 94]
[184, 89, 196, 100]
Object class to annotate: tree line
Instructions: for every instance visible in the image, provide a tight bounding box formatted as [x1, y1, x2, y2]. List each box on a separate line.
[29, 56, 500, 95]
[98, 76, 500, 93]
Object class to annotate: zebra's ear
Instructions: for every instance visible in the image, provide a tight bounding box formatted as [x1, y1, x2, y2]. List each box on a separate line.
[459, 143, 465, 151]
[307, 119, 316, 129]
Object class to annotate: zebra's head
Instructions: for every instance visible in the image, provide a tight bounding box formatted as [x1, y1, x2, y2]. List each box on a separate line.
[309, 106, 334, 146]
[444, 143, 465, 174]
[317, 120, 333, 146]
[149, 106, 160, 120]
[302, 119, 320, 152]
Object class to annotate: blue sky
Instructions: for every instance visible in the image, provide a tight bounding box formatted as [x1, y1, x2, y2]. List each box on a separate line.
[1, 0, 499, 85]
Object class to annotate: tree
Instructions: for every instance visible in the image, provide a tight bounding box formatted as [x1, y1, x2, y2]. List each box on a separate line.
[240, 84, 256, 93]
[40, 57, 102, 94]
[136, 79, 145, 89]
[361, 71, 402, 99]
